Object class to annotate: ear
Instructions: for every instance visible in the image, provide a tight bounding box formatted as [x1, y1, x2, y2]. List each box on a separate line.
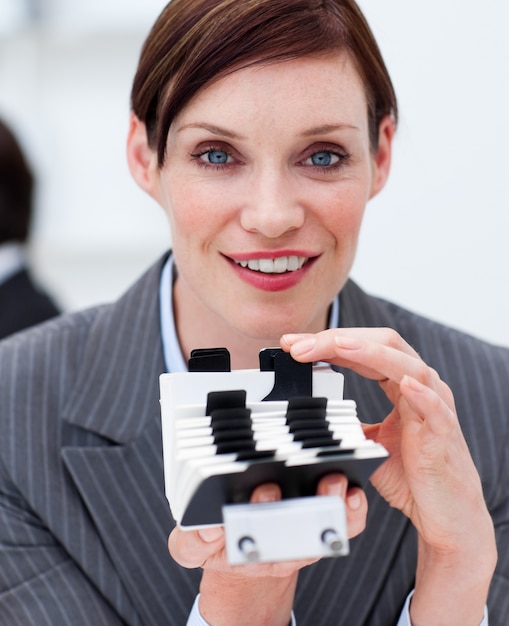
[368, 115, 395, 200]
[126, 112, 161, 201]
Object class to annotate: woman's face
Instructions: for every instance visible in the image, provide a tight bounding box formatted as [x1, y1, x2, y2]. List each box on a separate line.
[132, 54, 393, 350]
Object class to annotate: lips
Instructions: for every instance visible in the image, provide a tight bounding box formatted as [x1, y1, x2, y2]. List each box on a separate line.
[232, 255, 307, 274]
[227, 252, 316, 292]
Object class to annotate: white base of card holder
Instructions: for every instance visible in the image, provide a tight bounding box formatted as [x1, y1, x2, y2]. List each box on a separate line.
[223, 495, 348, 564]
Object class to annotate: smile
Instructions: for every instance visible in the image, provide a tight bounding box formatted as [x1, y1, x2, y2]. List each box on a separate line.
[233, 256, 308, 274]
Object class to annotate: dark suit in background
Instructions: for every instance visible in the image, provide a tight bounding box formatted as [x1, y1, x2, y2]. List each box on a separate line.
[0, 118, 61, 340]
[0, 254, 507, 625]
[0, 267, 60, 339]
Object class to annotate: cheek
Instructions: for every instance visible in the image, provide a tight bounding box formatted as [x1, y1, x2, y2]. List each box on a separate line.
[317, 186, 367, 244]
[162, 177, 219, 240]
[169, 204, 204, 238]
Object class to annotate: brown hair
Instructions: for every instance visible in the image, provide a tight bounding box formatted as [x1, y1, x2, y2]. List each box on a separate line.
[0, 118, 34, 244]
[131, 0, 398, 166]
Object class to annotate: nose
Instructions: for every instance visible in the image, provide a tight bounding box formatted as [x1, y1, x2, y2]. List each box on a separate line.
[240, 168, 305, 238]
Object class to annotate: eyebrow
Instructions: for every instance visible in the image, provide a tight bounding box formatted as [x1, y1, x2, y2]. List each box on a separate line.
[176, 122, 246, 140]
[176, 121, 359, 138]
[301, 123, 360, 136]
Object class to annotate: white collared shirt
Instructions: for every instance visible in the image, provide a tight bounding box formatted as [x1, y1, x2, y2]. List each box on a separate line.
[0, 241, 25, 286]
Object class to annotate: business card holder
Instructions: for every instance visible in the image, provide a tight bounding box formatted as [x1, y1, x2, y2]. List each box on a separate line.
[159, 347, 388, 563]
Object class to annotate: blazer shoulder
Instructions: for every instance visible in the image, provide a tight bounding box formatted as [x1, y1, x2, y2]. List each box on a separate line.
[383, 296, 509, 376]
[341, 279, 509, 374]
[0, 306, 107, 424]
[0, 305, 105, 371]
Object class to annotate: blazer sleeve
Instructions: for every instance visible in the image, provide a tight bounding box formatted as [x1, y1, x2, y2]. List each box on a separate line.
[0, 455, 124, 626]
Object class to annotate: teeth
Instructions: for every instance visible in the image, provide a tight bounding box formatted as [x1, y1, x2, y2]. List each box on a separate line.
[273, 257, 288, 273]
[235, 256, 307, 274]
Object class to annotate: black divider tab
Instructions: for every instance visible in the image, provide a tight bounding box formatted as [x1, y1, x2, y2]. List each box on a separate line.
[210, 415, 252, 431]
[236, 449, 277, 461]
[210, 406, 251, 425]
[213, 428, 254, 442]
[288, 419, 327, 432]
[286, 396, 327, 416]
[206, 389, 247, 415]
[259, 348, 313, 401]
[284, 396, 342, 449]
[301, 437, 339, 449]
[216, 440, 256, 454]
[189, 347, 231, 372]
[292, 428, 333, 442]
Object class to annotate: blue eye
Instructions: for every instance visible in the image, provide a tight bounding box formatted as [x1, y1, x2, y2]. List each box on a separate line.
[191, 146, 238, 169]
[206, 149, 229, 164]
[310, 151, 336, 167]
[301, 148, 348, 171]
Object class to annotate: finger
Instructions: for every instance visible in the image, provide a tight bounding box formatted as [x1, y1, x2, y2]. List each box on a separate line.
[345, 486, 368, 538]
[399, 375, 457, 437]
[168, 524, 224, 569]
[282, 327, 420, 362]
[316, 473, 347, 498]
[398, 376, 486, 521]
[316, 474, 367, 538]
[283, 329, 422, 381]
[250, 482, 282, 503]
[283, 329, 442, 396]
[282, 329, 452, 410]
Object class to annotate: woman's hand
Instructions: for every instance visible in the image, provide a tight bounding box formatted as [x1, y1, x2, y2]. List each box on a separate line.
[282, 328, 497, 626]
[169, 474, 367, 626]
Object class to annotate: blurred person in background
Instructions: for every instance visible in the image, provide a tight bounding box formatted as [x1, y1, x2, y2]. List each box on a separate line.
[0, 116, 60, 339]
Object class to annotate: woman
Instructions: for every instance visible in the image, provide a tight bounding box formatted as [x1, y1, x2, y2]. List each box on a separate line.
[0, 1, 507, 625]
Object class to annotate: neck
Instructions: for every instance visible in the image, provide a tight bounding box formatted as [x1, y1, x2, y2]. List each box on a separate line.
[175, 299, 281, 370]
[172, 276, 330, 371]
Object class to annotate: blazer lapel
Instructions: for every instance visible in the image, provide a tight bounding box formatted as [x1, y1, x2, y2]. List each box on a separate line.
[62, 421, 201, 625]
[61, 256, 201, 625]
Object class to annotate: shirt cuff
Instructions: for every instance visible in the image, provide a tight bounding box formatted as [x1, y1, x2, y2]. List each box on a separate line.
[396, 591, 489, 626]
[187, 591, 487, 626]
[186, 594, 296, 626]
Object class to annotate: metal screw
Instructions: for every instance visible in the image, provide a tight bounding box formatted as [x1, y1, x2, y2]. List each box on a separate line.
[321, 528, 344, 553]
[238, 535, 260, 562]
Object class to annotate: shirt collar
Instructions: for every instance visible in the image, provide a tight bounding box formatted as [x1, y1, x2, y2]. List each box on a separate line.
[159, 254, 340, 373]
[0, 241, 26, 286]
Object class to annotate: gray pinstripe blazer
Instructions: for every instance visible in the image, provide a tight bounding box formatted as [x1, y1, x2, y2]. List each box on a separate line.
[1, 253, 508, 625]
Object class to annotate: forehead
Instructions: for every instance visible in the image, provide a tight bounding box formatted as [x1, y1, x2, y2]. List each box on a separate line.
[173, 54, 369, 132]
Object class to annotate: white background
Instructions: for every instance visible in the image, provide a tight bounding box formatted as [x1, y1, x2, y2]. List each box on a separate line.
[0, 0, 507, 346]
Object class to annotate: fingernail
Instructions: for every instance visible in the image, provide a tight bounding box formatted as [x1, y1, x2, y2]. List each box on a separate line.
[290, 337, 317, 356]
[198, 526, 223, 543]
[319, 475, 346, 498]
[254, 484, 280, 503]
[334, 336, 362, 350]
[281, 334, 297, 347]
